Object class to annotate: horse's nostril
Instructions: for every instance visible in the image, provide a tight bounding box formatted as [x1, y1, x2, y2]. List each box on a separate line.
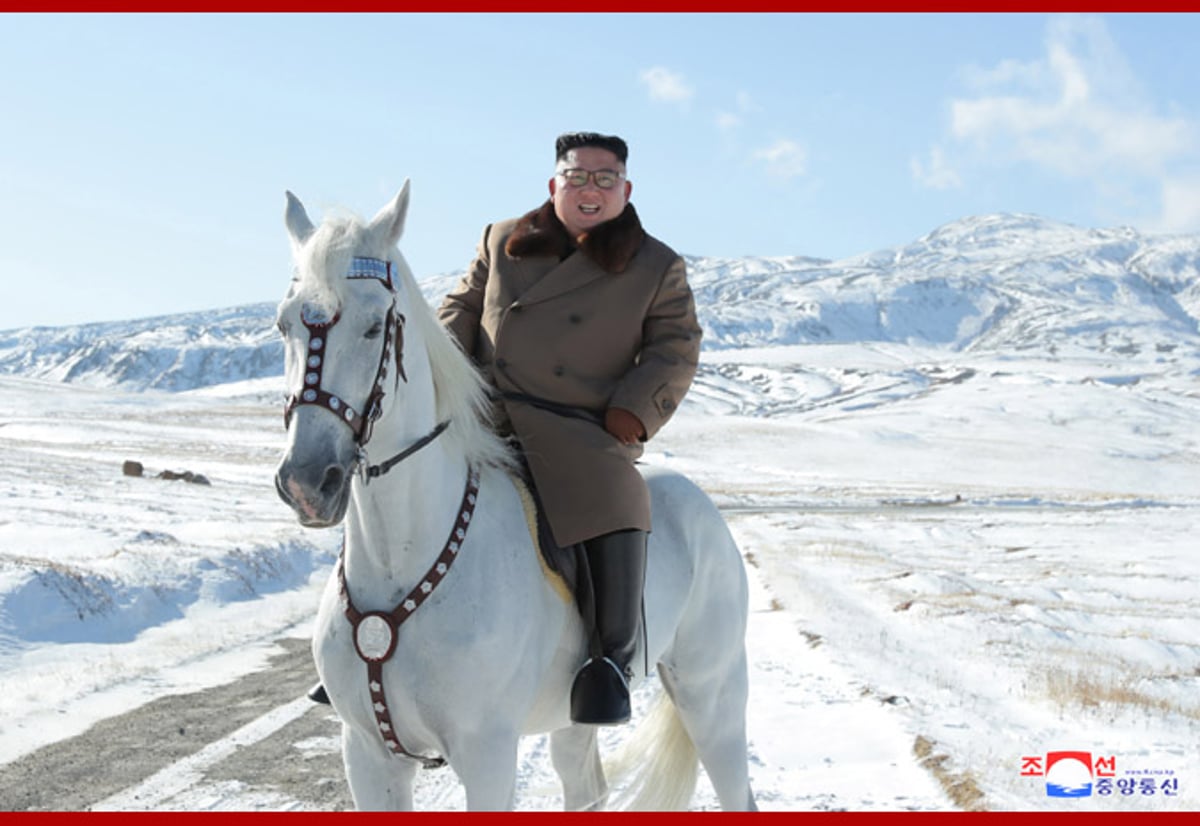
[319, 465, 346, 498]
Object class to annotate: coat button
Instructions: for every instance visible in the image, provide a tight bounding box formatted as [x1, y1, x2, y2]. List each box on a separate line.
[568, 314, 582, 324]
[553, 366, 564, 377]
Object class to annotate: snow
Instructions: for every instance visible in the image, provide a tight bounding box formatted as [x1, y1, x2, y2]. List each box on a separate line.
[1, 212, 1198, 810]
[5, 213, 1199, 390]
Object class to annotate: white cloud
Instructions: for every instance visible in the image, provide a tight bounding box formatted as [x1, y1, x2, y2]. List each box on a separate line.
[716, 91, 761, 131]
[911, 146, 962, 190]
[735, 91, 759, 113]
[1158, 176, 1200, 233]
[950, 16, 1192, 176]
[753, 139, 807, 180]
[929, 14, 1199, 228]
[639, 66, 694, 104]
[715, 111, 741, 130]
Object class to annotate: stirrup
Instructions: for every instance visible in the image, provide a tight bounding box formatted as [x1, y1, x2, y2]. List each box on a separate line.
[307, 682, 331, 705]
[570, 657, 631, 725]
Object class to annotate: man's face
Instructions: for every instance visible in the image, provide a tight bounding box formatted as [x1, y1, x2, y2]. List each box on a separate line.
[549, 146, 632, 239]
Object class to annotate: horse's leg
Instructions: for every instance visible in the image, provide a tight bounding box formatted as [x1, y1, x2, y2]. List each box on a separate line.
[446, 727, 521, 811]
[342, 725, 418, 810]
[658, 656, 758, 811]
[656, 556, 760, 817]
[550, 725, 608, 811]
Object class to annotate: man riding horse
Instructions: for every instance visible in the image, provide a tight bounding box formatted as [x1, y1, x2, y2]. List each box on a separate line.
[311, 131, 702, 726]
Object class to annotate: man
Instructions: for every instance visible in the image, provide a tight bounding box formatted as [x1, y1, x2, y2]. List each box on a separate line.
[437, 132, 702, 725]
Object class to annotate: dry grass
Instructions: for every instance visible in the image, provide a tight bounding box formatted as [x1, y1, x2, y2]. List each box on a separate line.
[912, 735, 988, 811]
[741, 550, 785, 613]
[1039, 667, 1200, 721]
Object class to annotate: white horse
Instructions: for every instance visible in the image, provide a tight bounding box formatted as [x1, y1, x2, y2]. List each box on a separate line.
[274, 182, 757, 811]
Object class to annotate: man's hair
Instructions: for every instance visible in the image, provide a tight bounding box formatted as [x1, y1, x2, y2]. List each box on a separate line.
[555, 132, 629, 165]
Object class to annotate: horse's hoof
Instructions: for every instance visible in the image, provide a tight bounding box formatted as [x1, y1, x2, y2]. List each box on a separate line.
[307, 682, 332, 705]
[570, 657, 631, 725]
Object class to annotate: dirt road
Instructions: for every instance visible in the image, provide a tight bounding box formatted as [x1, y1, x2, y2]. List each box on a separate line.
[0, 638, 354, 811]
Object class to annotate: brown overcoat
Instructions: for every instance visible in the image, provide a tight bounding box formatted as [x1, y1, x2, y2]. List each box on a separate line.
[438, 200, 702, 547]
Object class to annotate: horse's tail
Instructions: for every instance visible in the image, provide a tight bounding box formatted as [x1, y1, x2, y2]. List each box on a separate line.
[604, 689, 700, 811]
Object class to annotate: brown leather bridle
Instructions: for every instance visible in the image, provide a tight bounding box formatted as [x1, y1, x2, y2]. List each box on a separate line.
[337, 464, 480, 769]
[281, 257, 448, 480]
[283, 256, 474, 768]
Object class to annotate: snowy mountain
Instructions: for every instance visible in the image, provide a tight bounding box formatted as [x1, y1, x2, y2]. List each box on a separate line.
[688, 213, 1200, 357]
[1, 213, 1197, 392]
[0, 304, 281, 393]
[3, 211, 1200, 811]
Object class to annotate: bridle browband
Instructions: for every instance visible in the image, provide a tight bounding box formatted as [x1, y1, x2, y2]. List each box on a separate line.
[282, 257, 449, 480]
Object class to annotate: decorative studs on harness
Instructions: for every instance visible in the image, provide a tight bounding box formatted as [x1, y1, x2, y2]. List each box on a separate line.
[282, 257, 444, 481]
[282, 257, 406, 452]
[281, 256, 467, 768]
[338, 465, 480, 769]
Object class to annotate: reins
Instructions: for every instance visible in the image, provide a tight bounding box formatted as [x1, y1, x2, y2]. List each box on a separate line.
[359, 419, 451, 483]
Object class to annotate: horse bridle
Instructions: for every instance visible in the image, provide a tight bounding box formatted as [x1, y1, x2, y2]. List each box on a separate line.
[282, 256, 448, 480]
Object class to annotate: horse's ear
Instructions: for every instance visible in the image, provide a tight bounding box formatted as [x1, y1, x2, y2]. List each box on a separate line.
[285, 191, 315, 245]
[369, 179, 411, 249]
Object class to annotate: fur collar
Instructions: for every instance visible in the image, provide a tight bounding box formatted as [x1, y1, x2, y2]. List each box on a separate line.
[504, 200, 646, 274]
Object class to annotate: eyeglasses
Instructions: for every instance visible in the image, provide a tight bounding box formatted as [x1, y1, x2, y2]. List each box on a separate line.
[556, 168, 625, 190]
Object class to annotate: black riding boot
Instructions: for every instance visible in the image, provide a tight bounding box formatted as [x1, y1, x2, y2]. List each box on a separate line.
[570, 529, 647, 725]
[308, 681, 331, 705]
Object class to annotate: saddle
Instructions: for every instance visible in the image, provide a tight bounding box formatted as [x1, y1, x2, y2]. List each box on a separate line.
[511, 458, 651, 693]
[509, 458, 596, 626]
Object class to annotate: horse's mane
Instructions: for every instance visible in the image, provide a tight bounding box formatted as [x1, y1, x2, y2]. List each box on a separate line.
[298, 216, 515, 473]
[402, 264, 517, 473]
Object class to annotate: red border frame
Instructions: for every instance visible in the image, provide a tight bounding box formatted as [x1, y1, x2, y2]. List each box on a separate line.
[7, 3, 1200, 12]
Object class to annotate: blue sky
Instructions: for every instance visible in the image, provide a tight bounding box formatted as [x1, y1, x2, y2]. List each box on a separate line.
[2, 12, 1199, 329]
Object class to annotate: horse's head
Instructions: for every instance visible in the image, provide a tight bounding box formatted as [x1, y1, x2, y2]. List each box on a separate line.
[274, 182, 422, 527]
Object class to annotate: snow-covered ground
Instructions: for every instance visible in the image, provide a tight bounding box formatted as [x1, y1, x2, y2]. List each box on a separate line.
[2, 332, 1197, 810]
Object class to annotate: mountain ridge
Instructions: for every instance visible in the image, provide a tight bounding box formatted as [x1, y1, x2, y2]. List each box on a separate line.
[2, 212, 1198, 392]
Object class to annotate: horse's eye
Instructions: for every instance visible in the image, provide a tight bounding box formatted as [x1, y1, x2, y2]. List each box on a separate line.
[365, 322, 384, 340]
[276, 319, 292, 336]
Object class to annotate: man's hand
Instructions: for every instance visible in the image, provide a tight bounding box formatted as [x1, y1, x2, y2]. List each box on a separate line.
[605, 407, 646, 445]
